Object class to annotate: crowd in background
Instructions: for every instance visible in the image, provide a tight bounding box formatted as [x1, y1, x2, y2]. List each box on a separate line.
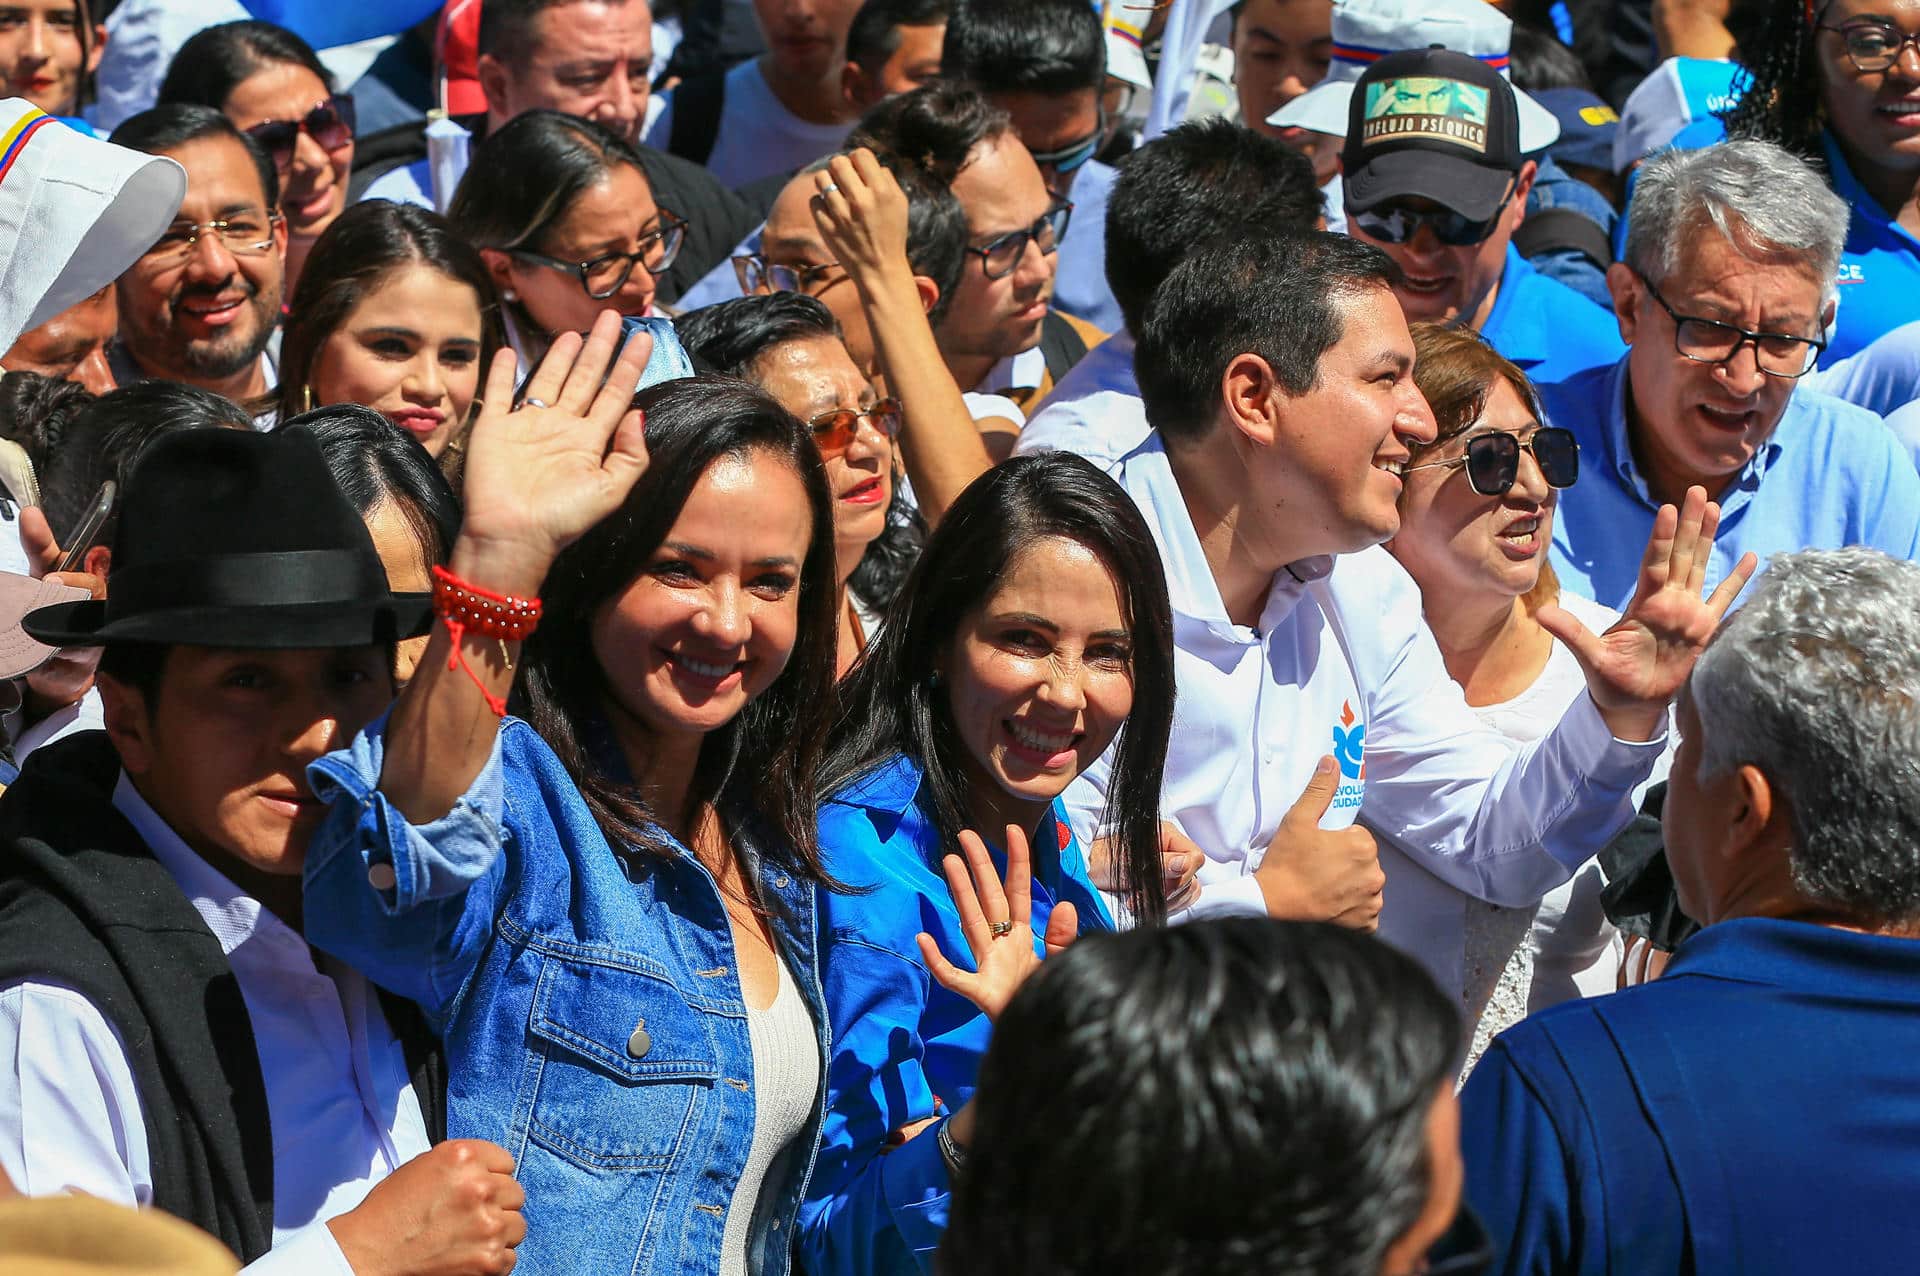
[0, 0, 1916, 1274]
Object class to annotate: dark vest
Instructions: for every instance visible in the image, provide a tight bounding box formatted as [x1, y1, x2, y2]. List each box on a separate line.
[0, 732, 446, 1263]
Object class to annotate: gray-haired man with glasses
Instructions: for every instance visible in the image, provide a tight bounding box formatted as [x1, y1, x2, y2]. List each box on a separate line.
[106, 105, 288, 405]
[1542, 138, 1920, 611]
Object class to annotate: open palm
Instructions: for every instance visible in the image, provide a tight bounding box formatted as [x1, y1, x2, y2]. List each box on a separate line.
[916, 824, 1078, 1023]
[456, 311, 652, 593]
[1539, 486, 1756, 737]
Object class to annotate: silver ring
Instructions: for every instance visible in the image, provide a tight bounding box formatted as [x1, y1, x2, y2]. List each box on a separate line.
[523, 397, 548, 409]
[818, 181, 839, 197]
[987, 920, 1014, 938]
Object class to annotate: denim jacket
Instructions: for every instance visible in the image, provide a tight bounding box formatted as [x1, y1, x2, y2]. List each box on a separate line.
[797, 753, 1113, 1275]
[303, 714, 830, 1276]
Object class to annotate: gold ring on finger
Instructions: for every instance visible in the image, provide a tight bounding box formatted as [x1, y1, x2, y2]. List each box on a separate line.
[987, 920, 1014, 938]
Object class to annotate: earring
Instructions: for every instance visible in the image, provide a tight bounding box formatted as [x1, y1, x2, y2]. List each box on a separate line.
[502, 288, 518, 303]
[929, 669, 942, 687]
[301, 384, 313, 413]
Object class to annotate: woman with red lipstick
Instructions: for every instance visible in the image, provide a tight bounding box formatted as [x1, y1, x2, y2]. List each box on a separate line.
[450, 111, 686, 376]
[675, 291, 925, 676]
[0, 0, 102, 118]
[1386, 324, 1670, 1073]
[801, 452, 1177, 1273]
[158, 22, 356, 293]
[275, 200, 502, 465]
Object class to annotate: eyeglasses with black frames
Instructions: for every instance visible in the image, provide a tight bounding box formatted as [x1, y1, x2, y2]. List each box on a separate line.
[511, 208, 689, 300]
[966, 200, 1073, 280]
[1632, 268, 1826, 379]
[732, 253, 842, 297]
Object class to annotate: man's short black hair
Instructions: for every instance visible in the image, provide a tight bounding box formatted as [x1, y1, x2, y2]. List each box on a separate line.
[846, 0, 949, 69]
[478, 0, 628, 65]
[674, 292, 844, 376]
[850, 79, 1011, 185]
[1106, 117, 1325, 335]
[109, 104, 279, 212]
[940, 0, 1104, 98]
[1136, 230, 1402, 445]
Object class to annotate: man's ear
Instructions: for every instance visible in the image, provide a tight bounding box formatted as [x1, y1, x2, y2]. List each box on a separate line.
[841, 61, 869, 112]
[84, 544, 110, 579]
[476, 53, 511, 116]
[1605, 261, 1641, 343]
[97, 671, 155, 777]
[1221, 352, 1281, 448]
[1508, 160, 1539, 230]
[1724, 763, 1780, 864]
[911, 274, 939, 317]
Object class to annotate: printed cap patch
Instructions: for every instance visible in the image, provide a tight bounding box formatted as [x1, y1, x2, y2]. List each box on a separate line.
[1362, 77, 1490, 153]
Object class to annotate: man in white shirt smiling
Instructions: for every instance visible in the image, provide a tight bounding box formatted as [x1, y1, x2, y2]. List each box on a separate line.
[0, 429, 524, 1274]
[1065, 229, 1752, 981]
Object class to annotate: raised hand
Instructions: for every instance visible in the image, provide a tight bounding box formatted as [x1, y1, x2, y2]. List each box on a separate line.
[809, 147, 915, 302]
[916, 824, 1079, 1023]
[1537, 486, 1755, 741]
[453, 310, 652, 596]
[1254, 756, 1385, 930]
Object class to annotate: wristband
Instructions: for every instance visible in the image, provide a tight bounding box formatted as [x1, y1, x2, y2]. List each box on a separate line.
[936, 1116, 967, 1180]
[431, 565, 542, 716]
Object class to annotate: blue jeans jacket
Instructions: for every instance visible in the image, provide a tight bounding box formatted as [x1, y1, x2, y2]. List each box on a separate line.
[303, 715, 830, 1276]
[798, 753, 1113, 1274]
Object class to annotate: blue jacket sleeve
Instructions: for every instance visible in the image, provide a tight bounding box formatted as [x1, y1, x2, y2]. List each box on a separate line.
[301, 711, 511, 1030]
[797, 935, 951, 1276]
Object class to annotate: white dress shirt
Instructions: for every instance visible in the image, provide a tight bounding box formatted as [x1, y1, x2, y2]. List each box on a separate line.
[1013, 327, 1147, 469]
[1065, 436, 1666, 989]
[0, 774, 432, 1274]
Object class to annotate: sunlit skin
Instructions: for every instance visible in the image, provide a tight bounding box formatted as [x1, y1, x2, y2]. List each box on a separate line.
[991, 87, 1101, 197]
[479, 0, 653, 143]
[364, 500, 435, 686]
[940, 535, 1136, 839]
[1376, 1086, 1466, 1276]
[0, 0, 101, 116]
[309, 263, 485, 457]
[1387, 376, 1560, 705]
[753, 0, 864, 124]
[761, 173, 880, 375]
[1, 284, 115, 393]
[115, 135, 287, 402]
[937, 131, 1058, 392]
[748, 334, 891, 675]
[1814, 0, 1920, 234]
[1232, 0, 1338, 183]
[484, 162, 662, 350]
[842, 19, 944, 112]
[99, 645, 395, 924]
[1347, 164, 1535, 328]
[1606, 231, 1830, 507]
[589, 450, 814, 749]
[221, 60, 350, 286]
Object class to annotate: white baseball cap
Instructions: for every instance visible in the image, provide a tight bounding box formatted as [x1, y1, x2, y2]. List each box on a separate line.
[1105, 15, 1153, 93]
[1267, 0, 1561, 155]
[0, 99, 187, 357]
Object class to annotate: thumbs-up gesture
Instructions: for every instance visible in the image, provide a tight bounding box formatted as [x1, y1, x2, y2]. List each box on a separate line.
[1253, 755, 1385, 930]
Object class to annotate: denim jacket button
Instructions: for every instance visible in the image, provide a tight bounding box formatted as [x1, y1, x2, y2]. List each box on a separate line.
[773, 874, 790, 890]
[627, 1021, 652, 1058]
[367, 862, 397, 891]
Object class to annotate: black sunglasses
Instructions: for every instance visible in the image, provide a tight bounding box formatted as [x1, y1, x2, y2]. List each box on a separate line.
[966, 200, 1073, 280]
[1352, 188, 1514, 247]
[1405, 426, 1580, 496]
[242, 95, 356, 173]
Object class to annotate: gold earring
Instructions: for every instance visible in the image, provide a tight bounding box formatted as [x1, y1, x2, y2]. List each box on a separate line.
[301, 384, 313, 413]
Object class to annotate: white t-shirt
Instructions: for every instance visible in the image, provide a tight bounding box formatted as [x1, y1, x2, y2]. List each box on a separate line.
[645, 59, 852, 190]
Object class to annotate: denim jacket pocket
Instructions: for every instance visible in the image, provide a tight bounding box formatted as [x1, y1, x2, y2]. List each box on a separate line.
[526, 951, 722, 1172]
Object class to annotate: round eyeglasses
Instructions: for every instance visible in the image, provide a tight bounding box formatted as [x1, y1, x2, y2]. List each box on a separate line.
[1404, 426, 1580, 497]
[733, 253, 842, 297]
[511, 209, 689, 300]
[1820, 19, 1920, 74]
[808, 399, 902, 458]
[966, 200, 1073, 280]
[1633, 268, 1826, 378]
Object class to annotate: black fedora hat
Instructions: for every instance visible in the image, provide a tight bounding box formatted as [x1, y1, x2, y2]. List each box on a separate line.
[24, 427, 433, 648]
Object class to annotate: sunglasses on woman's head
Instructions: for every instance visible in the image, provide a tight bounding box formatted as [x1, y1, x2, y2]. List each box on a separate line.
[243, 95, 356, 173]
[808, 399, 902, 458]
[1404, 427, 1579, 497]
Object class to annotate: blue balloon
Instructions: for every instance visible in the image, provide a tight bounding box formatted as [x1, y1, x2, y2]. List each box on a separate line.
[240, 0, 444, 50]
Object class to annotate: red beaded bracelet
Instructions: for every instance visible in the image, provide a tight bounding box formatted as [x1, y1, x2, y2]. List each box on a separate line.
[431, 565, 543, 715]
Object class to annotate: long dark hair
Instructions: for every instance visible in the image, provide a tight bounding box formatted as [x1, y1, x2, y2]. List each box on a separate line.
[1720, 2, 1820, 158]
[157, 19, 336, 110]
[942, 919, 1461, 1276]
[820, 452, 1176, 923]
[282, 404, 462, 567]
[275, 201, 503, 436]
[674, 292, 926, 611]
[515, 376, 841, 881]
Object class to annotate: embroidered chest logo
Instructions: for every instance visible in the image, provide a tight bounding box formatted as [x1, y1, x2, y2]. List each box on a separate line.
[1333, 700, 1366, 780]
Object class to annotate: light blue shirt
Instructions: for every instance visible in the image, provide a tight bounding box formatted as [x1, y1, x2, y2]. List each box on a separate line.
[1051, 158, 1122, 334]
[799, 751, 1112, 1275]
[1542, 355, 1920, 610]
[1478, 245, 1626, 386]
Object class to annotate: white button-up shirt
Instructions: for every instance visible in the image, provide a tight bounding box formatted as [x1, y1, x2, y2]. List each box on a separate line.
[1014, 327, 1149, 470]
[0, 774, 432, 1273]
[1065, 436, 1666, 989]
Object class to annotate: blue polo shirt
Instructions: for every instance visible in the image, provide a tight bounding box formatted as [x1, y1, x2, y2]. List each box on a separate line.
[1460, 918, 1920, 1275]
[1478, 244, 1624, 385]
[1823, 132, 1920, 367]
[1540, 355, 1920, 610]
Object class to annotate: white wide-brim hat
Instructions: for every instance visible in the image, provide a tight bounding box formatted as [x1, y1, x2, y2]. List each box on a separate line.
[1268, 0, 1561, 154]
[0, 99, 186, 356]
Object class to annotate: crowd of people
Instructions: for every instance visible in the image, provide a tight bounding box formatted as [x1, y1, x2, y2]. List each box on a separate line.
[0, 0, 1915, 1273]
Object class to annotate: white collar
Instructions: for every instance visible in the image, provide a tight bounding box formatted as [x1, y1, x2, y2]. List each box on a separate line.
[977, 343, 1049, 397]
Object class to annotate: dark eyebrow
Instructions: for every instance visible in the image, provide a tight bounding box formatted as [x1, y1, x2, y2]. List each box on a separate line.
[1371, 350, 1413, 375]
[661, 541, 799, 570]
